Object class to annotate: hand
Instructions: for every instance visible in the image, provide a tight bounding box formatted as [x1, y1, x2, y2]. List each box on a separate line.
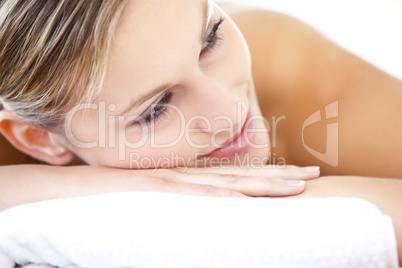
[125, 165, 320, 197]
[0, 164, 320, 212]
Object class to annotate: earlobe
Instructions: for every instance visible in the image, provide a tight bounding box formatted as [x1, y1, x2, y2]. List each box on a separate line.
[0, 110, 74, 165]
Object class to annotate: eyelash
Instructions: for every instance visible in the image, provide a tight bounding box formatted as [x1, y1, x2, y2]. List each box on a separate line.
[134, 18, 225, 129]
[135, 92, 173, 130]
[201, 17, 225, 56]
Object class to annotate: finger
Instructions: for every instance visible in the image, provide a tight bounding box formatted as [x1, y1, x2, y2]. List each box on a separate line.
[175, 165, 320, 180]
[118, 171, 246, 198]
[170, 173, 306, 197]
[155, 180, 246, 198]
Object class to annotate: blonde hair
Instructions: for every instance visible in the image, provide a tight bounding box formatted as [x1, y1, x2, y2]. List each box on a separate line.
[0, 0, 126, 131]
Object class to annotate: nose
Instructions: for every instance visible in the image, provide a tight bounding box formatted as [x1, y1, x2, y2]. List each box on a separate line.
[185, 73, 249, 143]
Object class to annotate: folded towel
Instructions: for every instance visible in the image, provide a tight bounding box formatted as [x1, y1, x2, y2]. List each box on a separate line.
[0, 192, 398, 268]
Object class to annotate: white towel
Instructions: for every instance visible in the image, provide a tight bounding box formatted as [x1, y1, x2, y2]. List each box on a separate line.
[0, 192, 398, 268]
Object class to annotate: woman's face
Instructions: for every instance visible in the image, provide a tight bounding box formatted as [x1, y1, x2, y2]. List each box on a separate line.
[64, 0, 270, 168]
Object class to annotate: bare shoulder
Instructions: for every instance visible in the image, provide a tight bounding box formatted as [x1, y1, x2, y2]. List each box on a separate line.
[229, 9, 402, 178]
[228, 9, 344, 103]
[229, 9, 345, 163]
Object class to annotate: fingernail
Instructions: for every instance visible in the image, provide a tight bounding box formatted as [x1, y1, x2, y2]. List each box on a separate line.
[301, 166, 320, 173]
[285, 180, 306, 187]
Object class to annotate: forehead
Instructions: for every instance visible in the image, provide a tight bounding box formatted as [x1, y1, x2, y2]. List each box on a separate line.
[100, 0, 206, 103]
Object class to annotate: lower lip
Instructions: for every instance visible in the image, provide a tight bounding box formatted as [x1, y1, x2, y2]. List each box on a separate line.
[202, 110, 256, 159]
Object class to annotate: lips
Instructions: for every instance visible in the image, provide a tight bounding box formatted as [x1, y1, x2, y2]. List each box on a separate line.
[201, 109, 256, 158]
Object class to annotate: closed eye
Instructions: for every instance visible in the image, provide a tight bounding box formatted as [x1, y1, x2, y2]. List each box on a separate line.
[200, 17, 224, 57]
[133, 92, 173, 130]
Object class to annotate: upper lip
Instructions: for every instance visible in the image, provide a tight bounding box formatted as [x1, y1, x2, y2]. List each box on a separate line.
[218, 124, 244, 149]
[204, 109, 250, 154]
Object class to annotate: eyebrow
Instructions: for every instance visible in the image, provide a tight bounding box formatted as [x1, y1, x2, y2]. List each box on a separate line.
[118, 0, 211, 116]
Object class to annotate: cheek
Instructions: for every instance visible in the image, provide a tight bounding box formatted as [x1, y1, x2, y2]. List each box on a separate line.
[64, 109, 102, 148]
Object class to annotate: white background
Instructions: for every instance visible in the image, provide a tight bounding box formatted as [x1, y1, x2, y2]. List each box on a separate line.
[218, 0, 402, 79]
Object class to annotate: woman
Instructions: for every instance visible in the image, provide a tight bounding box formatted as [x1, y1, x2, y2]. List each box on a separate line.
[0, 0, 401, 261]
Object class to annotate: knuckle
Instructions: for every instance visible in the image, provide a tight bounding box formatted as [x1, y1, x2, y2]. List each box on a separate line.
[259, 178, 285, 196]
[219, 173, 240, 184]
[198, 185, 217, 196]
[144, 177, 168, 191]
[280, 165, 298, 173]
[266, 177, 283, 185]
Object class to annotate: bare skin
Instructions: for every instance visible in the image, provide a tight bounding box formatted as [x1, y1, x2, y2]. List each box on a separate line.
[232, 10, 402, 178]
[0, 7, 401, 263]
[230, 9, 402, 261]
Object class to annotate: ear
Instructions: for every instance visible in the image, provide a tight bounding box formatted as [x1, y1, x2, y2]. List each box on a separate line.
[0, 110, 75, 165]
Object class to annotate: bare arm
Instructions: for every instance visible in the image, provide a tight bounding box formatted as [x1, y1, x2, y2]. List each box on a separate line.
[0, 164, 319, 212]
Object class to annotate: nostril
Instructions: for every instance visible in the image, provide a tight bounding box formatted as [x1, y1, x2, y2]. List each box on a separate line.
[189, 116, 212, 133]
[211, 131, 235, 148]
